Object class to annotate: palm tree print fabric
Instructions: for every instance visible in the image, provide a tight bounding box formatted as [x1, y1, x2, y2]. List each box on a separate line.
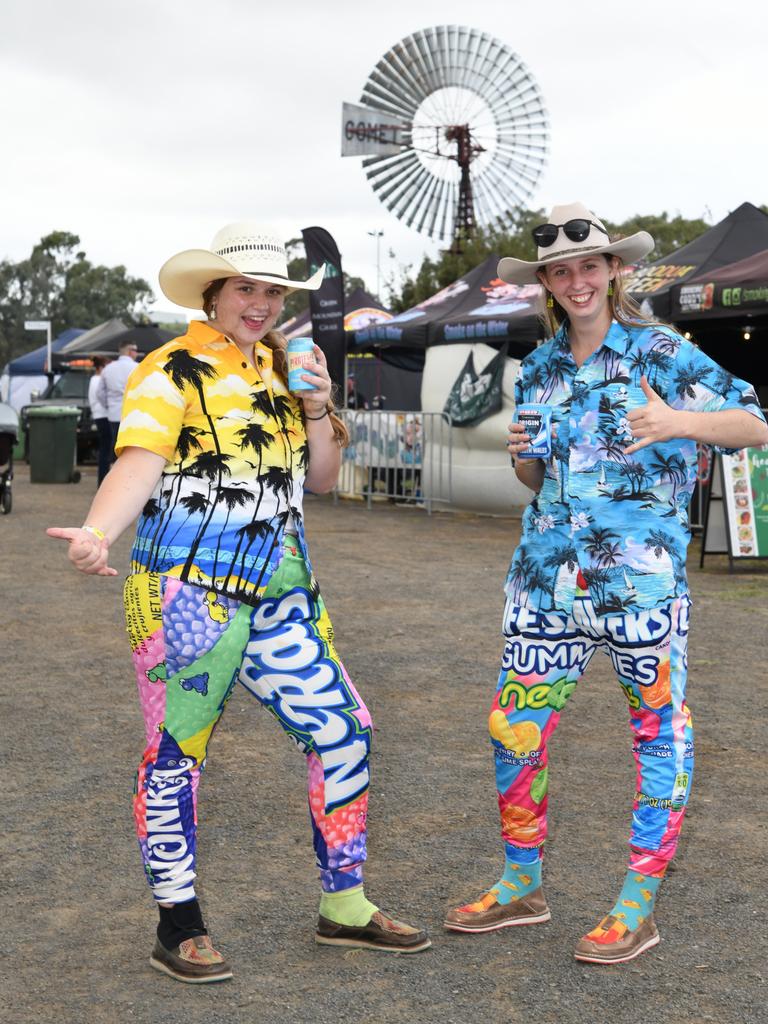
[508, 321, 764, 617]
[116, 321, 311, 606]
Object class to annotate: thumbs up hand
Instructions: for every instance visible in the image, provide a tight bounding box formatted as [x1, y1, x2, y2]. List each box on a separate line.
[624, 376, 683, 455]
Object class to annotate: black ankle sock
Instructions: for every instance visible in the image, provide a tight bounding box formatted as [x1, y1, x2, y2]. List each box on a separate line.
[157, 899, 208, 950]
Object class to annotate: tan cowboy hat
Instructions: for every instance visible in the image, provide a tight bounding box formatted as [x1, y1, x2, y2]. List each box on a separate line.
[497, 202, 654, 286]
[159, 221, 326, 309]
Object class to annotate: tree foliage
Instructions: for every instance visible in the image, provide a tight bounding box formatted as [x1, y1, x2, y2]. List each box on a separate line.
[385, 208, 717, 313]
[280, 238, 366, 323]
[0, 231, 153, 366]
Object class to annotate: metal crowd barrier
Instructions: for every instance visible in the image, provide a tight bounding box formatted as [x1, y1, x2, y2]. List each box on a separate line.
[333, 409, 453, 514]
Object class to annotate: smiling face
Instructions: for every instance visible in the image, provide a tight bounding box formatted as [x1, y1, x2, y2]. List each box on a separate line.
[210, 276, 286, 348]
[539, 254, 617, 327]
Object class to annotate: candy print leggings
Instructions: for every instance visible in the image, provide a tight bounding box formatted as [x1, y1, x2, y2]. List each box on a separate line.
[491, 592, 693, 875]
[124, 539, 372, 904]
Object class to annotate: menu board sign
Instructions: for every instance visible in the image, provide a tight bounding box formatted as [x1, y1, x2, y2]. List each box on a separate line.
[721, 447, 768, 559]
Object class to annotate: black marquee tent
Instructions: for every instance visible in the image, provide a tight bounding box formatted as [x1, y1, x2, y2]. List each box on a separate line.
[350, 254, 543, 358]
[625, 202, 768, 319]
[626, 203, 768, 401]
[670, 247, 768, 404]
[670, 247, 768, 321]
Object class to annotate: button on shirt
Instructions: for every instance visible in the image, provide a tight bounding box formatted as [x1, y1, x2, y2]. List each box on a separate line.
[97, 354, 138, 421]
[507, 321, 765, 617]
[115, 320, 310, 605]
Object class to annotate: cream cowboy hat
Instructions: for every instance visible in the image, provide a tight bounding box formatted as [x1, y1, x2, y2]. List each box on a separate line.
[497, 202, 654, 286]
[159, 221, 326, 309]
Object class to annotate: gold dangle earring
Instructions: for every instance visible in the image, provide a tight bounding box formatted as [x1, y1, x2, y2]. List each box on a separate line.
[607, 282, 614, 297]
[209, 303, 217, 319]
[546, 293, 554, 309]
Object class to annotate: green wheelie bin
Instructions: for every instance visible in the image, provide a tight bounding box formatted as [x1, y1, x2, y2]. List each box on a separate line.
[27, 406, 82, 483]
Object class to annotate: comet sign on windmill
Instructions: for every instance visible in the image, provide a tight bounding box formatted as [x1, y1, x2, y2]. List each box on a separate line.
[341, 25, 550, 251]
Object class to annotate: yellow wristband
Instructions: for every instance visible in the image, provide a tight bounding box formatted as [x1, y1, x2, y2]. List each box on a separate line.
[82, 525, 106, 541]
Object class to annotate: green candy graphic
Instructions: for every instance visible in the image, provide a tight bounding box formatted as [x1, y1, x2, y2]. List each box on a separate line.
[530, 767, 549, 804]
[547, 677, 575, 711]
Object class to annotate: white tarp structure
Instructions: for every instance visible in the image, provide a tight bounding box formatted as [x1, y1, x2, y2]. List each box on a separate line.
[420, 341, 534, 513]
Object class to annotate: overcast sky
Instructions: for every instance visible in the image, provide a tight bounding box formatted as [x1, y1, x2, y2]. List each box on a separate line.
[1, 0, 765, 319]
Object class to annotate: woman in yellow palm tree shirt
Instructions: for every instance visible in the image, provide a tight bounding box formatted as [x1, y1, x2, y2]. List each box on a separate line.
[48, 221, 430, 985]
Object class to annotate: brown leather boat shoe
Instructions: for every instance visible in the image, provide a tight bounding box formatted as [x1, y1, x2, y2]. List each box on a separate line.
[574, 913, 660, 964]
[444, 887, 551, 933]
[316, 911, 431, 953]
[149, 934, 233, 983]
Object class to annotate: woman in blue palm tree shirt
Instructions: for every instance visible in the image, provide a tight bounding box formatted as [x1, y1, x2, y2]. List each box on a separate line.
[445, 203, 767, 964]
[48, 222, 430, 984]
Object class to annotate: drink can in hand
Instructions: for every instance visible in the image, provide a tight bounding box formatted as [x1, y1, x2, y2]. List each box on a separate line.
[515, 403, 552, 459]
[287, 337, 316, 392]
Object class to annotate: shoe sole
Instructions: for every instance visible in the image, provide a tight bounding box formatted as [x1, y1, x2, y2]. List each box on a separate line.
[315, 935, 432, 954]
[574, 932, 660, 965]
[149, 955, 234, 983]
[444, 910, 551, 934]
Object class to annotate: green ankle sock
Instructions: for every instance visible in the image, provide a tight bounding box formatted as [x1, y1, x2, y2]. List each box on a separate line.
[493, 852, 542, 906]
[319, 885, 379, 926]
[606, 867, 665, 930]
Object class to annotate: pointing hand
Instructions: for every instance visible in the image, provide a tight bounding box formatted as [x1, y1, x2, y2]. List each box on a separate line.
[46, 526, 118, 576]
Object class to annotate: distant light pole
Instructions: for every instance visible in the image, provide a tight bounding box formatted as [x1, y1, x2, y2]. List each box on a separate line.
[368, 230, 384, 299]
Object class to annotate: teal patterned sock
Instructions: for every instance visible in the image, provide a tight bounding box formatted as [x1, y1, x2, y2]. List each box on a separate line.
[606, 868, 665, 930]
[493, 848, 542, 906]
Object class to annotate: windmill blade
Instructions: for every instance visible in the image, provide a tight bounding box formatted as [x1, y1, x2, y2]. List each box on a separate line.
[365, 151, 422, 197]
[437, 178, 457, 241]
[383, 161, 431, 213]
[479, 154, 538, 211]
[395, 167, 439, 228]
[362, 71, 419, 121]
[412, 172, 447, 237]
[394, 36, 437, 98]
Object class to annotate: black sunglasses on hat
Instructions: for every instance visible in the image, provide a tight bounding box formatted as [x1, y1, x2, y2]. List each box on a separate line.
[532, 219, 610, 248]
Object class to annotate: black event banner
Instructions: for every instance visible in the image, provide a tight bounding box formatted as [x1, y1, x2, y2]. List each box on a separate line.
[301, 226, 345, 391]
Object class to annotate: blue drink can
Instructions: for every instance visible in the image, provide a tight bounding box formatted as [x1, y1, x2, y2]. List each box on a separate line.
[286, 337, 316, 392]
[515, 403, 552, 459]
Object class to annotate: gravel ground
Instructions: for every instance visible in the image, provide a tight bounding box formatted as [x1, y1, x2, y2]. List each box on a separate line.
[3, 464, 767, 1024]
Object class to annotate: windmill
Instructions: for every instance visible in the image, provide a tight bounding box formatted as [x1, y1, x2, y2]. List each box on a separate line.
[342, 25, 549, 251]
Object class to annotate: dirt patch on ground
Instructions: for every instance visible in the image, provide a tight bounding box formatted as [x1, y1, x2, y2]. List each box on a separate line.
[3, 465, 766, 1024]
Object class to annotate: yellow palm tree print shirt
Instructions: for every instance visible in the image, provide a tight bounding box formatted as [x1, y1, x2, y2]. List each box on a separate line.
[115, 320, 310, 604]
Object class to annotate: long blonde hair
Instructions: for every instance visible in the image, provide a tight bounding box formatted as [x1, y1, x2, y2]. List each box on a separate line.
[202, 279, 350, 447]
[540, 255, 663, 337]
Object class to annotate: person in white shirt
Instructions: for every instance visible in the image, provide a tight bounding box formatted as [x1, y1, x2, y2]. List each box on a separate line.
[96, 340, 138, 451]
[88, 355, 112, 483]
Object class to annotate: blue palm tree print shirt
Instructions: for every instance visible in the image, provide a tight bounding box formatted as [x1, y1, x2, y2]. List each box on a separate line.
[507, 320, 764, 617]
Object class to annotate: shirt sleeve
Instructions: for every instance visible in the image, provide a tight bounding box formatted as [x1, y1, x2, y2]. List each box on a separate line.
[115, 348, 187, 460]
[96, 372, 107, 408]
[665, 337, 766, 454]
